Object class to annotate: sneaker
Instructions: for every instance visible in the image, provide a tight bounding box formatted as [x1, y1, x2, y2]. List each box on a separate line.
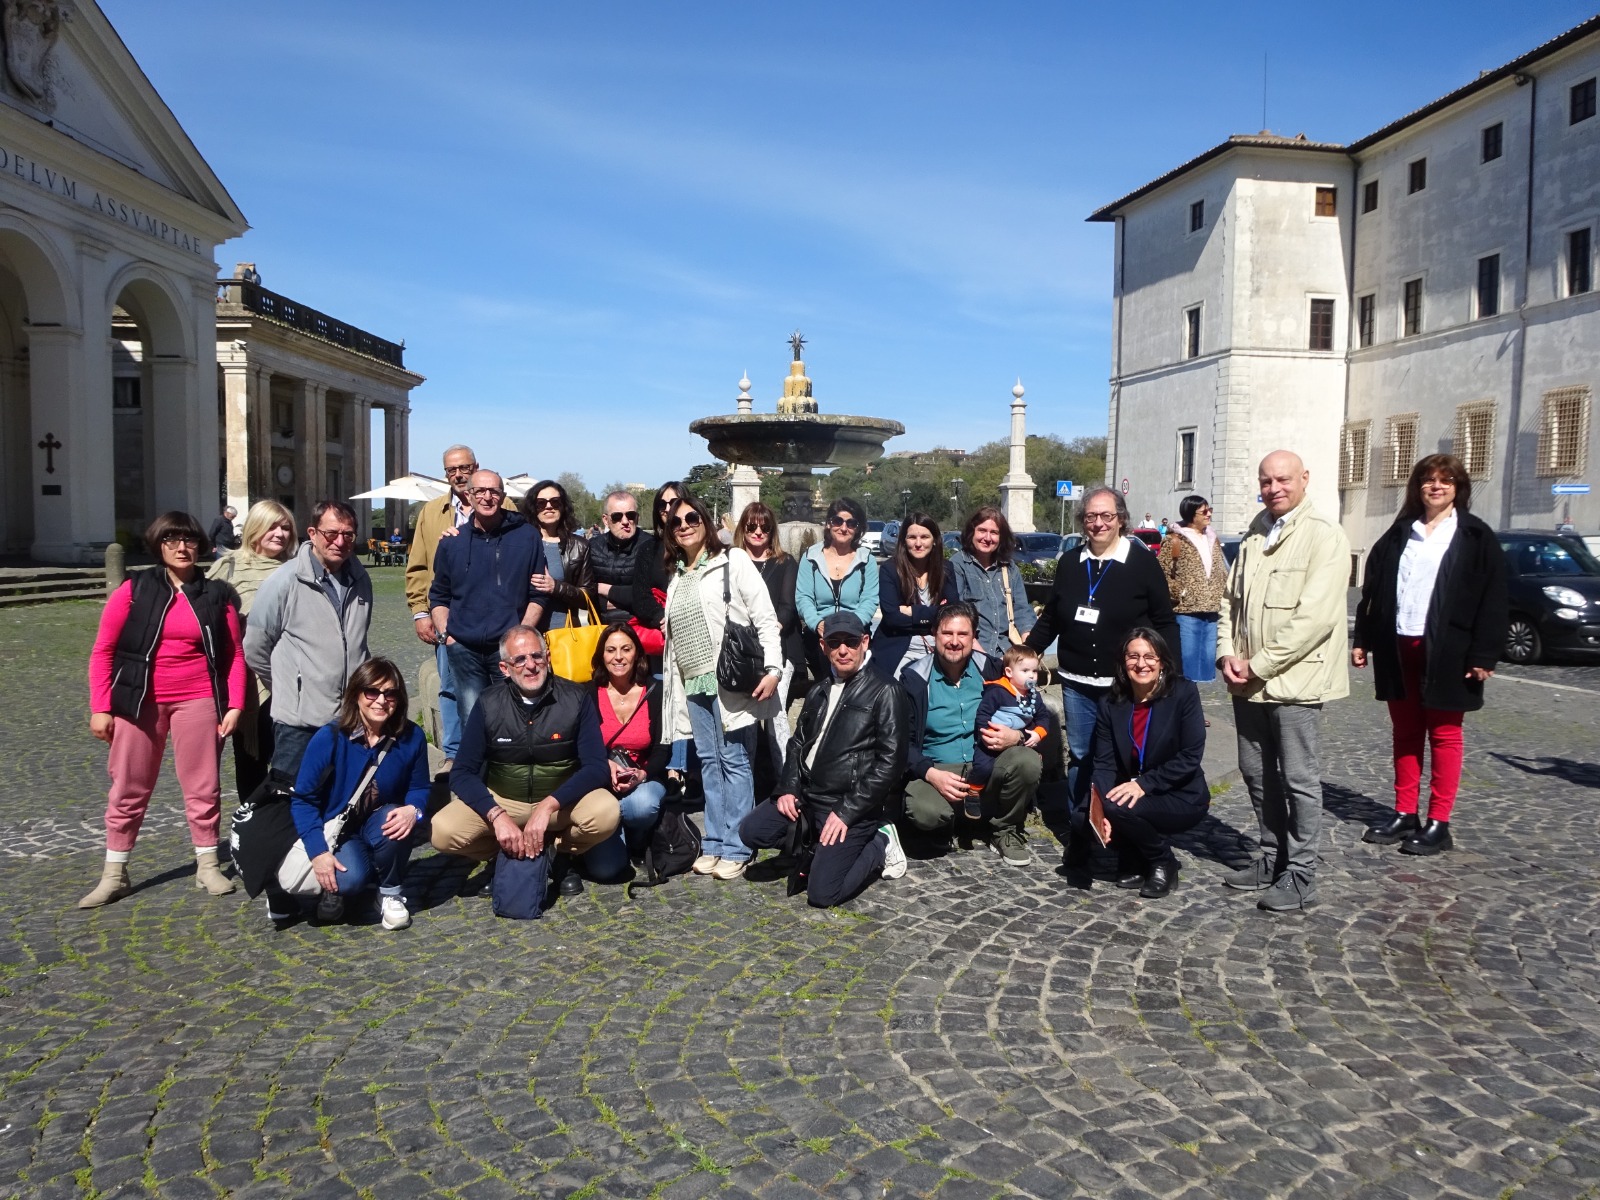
[265, 897, 295, 931]
[1257, 871, 1318, 912]
[712, 857, 748, 881]
[992, 828, 1031, 866]
[379, 895, 411, 930]
[1221, 857, 1276, 891]
[880, 824, 907, 880]
[692, 854, 720, 875]
[961, 790, 983, 820]
[315, 891, 345, 922]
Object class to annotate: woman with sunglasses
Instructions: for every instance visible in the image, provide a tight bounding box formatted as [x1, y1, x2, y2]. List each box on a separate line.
[794, 497, 879, 685]
[1156, 495, 1228, 684]
[734, 501, 802, 775]
[83, 511, 246, 907]
[629, 480, 687, 640]
[276, 658, 429, 930]
[874, 511, 959, 680]
[660, 493, 783, 880]
[524, 479, 593, 631]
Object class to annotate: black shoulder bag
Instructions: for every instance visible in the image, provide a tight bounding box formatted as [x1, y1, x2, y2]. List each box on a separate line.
[716, 556, 765, 694]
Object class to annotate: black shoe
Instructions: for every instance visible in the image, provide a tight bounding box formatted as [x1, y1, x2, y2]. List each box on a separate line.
[1364, 811, 1420, 845]
[558, 869, 584, 897]
[1400, 819, 1452, 856]
[1115, 866, 1145, 889]
[1140, 857, 1178, 899]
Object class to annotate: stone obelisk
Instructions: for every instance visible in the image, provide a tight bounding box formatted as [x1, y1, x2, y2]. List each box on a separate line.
[727, 372, 763, 518]
[999, 379, 1037, 533]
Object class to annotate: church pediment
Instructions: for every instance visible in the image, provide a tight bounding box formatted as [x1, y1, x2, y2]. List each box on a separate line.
[0, 1, 245, 233]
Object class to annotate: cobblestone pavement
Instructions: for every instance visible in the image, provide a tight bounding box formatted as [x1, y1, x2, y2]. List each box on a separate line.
[3, 572, 1600, 1198]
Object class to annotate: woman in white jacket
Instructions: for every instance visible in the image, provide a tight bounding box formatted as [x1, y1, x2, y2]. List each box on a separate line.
[660, 493, 783, 879]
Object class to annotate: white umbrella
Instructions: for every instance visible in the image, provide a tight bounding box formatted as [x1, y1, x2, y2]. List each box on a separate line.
[351, 474, 449, 503]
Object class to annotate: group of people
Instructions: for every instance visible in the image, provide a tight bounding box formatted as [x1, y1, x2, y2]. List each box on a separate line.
[82, 440, 1507, 923]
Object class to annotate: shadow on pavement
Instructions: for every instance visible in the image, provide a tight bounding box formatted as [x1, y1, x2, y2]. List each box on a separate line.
[1490, 751, 1600, 789]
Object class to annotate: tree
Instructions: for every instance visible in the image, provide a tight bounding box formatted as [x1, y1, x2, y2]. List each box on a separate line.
[556, 472, 602, 529]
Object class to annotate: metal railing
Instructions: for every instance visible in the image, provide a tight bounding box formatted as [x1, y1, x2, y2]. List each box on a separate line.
[217, 279, 406, 368]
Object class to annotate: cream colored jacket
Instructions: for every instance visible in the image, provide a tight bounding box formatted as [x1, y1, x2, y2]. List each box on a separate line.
[1216, 500, 1351, 704]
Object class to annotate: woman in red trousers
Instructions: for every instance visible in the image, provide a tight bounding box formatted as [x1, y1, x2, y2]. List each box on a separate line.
[1351, 455, 1508, 855]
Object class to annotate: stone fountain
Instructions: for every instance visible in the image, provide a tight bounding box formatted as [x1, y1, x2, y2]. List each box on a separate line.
[689, 333, 904, 540]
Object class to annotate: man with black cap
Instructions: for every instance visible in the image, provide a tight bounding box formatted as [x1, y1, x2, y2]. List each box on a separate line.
[738, 611, 909, 907]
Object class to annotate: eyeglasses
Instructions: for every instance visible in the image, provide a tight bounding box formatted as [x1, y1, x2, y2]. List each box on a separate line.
[608, 510, 639, 523]
[160, 533, 200, 547]
[444, 463, 478, 476]
[361, 686, 400, 703]
[744, 522, 772, 534]
[532, 496, 562, 509]
[470, 487, 505, 499]
[668, 512, 703, 530]
[829, 516, 859, 529]
[504, 652, 547, 667]
[1083, 513, 1118, 526]
[314, 528, 357, 542]
[1124, 654, 1161, 666]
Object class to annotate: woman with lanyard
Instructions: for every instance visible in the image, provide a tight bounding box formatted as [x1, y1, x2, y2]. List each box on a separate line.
[1092, 628, 1208, 898]
[1027, 485, 1178, 866]
[794, 497, 879, 686]
[948, 506, 1035, 661]
[874, 511, 959, 681]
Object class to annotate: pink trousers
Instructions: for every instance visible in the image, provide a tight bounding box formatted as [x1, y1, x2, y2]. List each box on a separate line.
[1387, 636, 1465, 821]
[104, 697, 222, 852]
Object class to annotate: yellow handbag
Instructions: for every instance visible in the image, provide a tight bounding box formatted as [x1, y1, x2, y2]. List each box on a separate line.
[546, 590, 604, 682]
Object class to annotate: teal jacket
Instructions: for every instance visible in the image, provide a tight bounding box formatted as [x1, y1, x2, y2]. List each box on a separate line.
[794, 544, 879, 634]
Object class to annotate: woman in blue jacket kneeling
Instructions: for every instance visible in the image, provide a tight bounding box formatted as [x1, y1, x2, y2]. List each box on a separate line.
[285, 657, 431, 930]
[1092, 627, 1208, 899]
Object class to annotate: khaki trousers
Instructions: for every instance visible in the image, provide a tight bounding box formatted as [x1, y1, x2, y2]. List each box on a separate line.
[430, 788, 620, 862]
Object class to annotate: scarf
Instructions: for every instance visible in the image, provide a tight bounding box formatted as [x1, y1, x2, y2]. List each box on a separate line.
[1177, 525, 1218, 578]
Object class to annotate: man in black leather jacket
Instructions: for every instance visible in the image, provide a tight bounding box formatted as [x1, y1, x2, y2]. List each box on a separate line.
[738, 612, 909, 907]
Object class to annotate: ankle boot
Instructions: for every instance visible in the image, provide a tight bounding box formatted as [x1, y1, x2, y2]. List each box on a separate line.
[1400, 819, 1453, 856]
[78, 861, 131, 909]
[1363, 811, 1420, 845]
[194, 850, 237, 895]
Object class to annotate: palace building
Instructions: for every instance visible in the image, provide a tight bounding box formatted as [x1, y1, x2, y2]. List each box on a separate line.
[1090, 15, 1600, 563]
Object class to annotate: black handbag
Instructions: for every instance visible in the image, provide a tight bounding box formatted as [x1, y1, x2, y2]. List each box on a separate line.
[716, 556, 766, 694]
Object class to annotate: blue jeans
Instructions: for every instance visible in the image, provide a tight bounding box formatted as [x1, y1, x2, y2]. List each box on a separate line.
[1175, 614, 1218, 683]
[445, 642, 503, 732]
[583, 780, 667, 881]
[436, 640, 461, 759]
[269, 721, 318, 784]
[1060, 680, 1109, 820]
[330, 804, 415, 896]
[685, 694, 757, 860]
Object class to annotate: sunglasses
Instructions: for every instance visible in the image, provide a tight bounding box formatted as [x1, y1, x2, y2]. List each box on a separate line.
[668, 512, 703, 530]
[824, 635, 863, 650]
[829, 516, 859, 529]
[744, 522, 772, 534]
[504, 653, 547, 667]
[532, 496, 562, 509]
[608, 510, 639, 523]
[160, 533, 200, 547]
[361, 686, 400, 703]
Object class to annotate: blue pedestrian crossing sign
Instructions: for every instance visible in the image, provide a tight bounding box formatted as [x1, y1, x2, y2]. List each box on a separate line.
[1056, 480, 1075, 498]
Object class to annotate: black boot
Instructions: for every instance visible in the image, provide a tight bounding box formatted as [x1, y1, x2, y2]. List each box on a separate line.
[1400, 819, 1453, 856]
[1363, 811, 1420, 845]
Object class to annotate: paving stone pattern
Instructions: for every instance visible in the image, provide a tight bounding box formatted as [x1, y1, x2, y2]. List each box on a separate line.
[3, 571, 1599, 1197]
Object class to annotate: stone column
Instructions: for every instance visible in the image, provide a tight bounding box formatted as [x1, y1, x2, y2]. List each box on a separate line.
[249, 364, 272, 502]
[297, 378, 326, 516]
[348, 394, 371, 535]
[998, 379, 1037, 534]
[221, 362, 250, 518]
[382, 403, 405, 535]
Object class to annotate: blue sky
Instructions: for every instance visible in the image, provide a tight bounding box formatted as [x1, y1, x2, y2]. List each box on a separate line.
[108, 1, 1599, 490]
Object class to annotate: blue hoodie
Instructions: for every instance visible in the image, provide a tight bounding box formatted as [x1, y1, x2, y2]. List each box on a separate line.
[428, 510, 547, 652]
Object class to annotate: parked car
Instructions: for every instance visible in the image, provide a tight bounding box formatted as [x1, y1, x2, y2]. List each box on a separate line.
[878, 519, 901, 559]
[943, 531, 962, 554]
[1497, 530, 1600, 663]
[1219, 534, 1242, 567]
[1013, 532, 1066, 564]
[862, 520, 886, 556]
[1129, 528, 1162, 550]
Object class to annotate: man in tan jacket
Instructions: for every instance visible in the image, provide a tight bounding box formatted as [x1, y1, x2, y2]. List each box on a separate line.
[1217, 450, 1350, 912]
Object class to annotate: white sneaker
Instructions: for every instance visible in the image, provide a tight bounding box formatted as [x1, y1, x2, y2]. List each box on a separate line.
[711, 857, 747, 880]
[315, 891, 344, 922]
[380, 895, 411, 931]
[880, 824, 907, 880]
[692, 854, 720, 875]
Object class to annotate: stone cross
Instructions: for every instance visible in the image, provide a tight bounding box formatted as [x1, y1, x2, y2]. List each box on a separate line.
[37, 431, 60, 473]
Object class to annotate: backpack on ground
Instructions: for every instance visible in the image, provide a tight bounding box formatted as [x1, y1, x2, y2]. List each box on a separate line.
[633, 806, 701, 891]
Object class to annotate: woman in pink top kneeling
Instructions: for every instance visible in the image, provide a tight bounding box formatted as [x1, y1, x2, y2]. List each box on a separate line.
[84, 511, 245, 908]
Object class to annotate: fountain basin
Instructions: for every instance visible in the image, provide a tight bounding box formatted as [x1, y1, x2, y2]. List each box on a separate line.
[689, 413, 905, 468]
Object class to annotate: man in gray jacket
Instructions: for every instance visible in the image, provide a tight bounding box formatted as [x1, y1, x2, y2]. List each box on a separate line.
[245, 500, 373, 782]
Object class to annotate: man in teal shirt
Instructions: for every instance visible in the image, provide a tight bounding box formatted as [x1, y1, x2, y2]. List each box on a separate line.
[897, 603, 1047, 864]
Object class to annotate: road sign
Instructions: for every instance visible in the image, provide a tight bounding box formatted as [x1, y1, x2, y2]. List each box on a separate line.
[1055, 480, 1074, 498]
[1120, 477, 1129, 496]
[1552, 483, 1591, 495]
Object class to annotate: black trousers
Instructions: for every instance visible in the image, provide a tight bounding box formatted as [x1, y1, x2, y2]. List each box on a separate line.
[1102, 791, 1206, 867]
[740, 799, 885, 909]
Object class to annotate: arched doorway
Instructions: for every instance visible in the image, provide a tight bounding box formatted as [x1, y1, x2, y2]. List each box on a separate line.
[109, 270, 194, 547]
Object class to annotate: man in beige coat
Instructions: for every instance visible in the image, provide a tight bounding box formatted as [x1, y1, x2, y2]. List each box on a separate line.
[1217, 450, 1351, 912]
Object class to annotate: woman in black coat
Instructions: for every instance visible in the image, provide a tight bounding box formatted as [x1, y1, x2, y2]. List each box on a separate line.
[1351, 454, 1508, 856]
[1091, 626, 1208, 898]
[874, 512, 960, 681]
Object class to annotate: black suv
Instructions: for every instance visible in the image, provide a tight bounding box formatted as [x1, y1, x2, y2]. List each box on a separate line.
[1497, 530, 1600, 663]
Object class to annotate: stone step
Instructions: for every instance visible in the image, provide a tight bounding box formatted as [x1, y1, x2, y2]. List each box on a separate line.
[0, 567, 107, 605]
[0, 585, 106, 607]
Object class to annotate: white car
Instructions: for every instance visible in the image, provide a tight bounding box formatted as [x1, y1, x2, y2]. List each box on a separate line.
[862, 520, 886, 556]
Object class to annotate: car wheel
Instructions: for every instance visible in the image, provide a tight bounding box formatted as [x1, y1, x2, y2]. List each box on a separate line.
[1503, 615, 1542, 665]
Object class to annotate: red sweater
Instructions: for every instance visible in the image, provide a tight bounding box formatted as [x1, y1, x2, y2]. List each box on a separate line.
[90, 581, 246, 714]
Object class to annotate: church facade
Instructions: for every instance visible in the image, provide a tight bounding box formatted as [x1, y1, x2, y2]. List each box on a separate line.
[1090, 15, 1600, 565]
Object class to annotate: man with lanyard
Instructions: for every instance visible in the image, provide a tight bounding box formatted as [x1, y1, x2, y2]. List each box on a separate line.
[245, 500, 373, 781]
[1025, 485, 1177, 867]
[738, 612, 909, 907]
[898, 602, 1045, 863]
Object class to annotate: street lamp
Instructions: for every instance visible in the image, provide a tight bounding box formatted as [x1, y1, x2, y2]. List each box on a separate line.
[950, 477, 965, 525]
[901, 489, 911, 519]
